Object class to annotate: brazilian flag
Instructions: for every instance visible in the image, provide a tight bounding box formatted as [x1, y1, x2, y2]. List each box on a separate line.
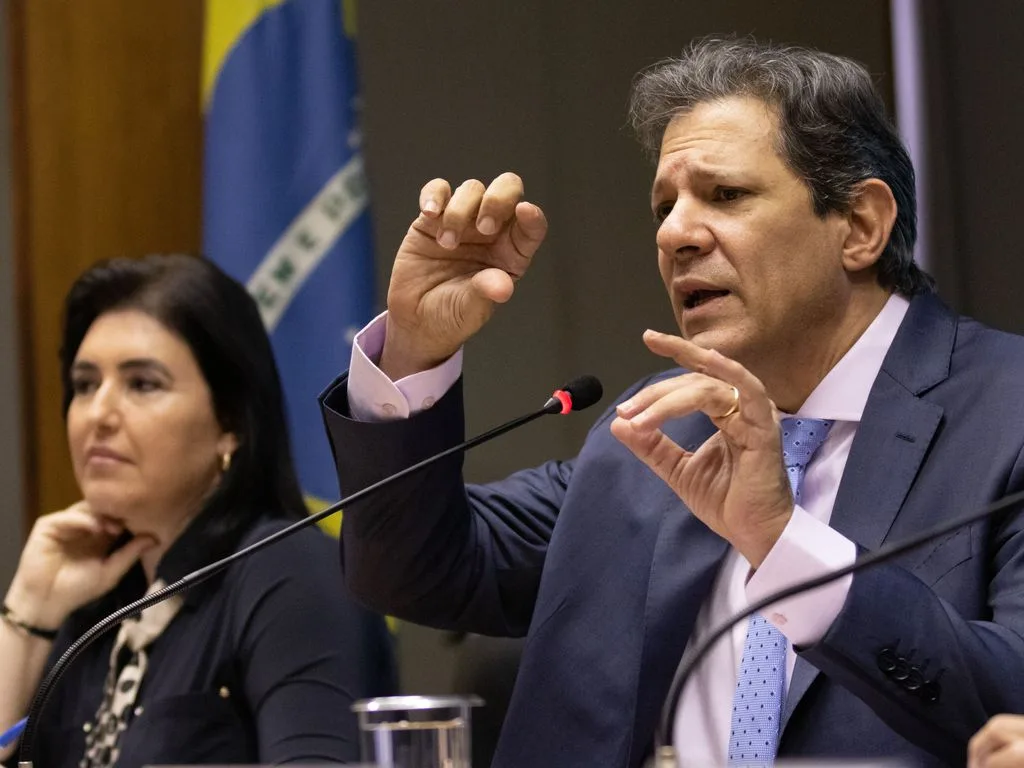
[202, 0, 374, 533]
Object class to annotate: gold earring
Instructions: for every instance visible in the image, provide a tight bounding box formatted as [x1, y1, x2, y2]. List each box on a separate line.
[221, 452, 232, 473]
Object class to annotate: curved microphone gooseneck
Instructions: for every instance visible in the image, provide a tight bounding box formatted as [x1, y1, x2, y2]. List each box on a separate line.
[652, 486, 1024, 767]
[17, 375, 603, 767]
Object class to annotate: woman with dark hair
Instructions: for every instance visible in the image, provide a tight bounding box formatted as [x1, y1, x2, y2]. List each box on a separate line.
[0, 254, 394, 766]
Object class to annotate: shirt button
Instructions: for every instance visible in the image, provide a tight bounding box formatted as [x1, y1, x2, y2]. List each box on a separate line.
[422, 396, 436, 409]
[381, 403, 398, 417]
[219, 686, 231, 698]
[134, 706, 144, 717]
[82, 722, 92, 733]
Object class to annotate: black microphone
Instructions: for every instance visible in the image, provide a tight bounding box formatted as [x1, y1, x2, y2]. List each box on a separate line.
[543, 374, 604, 415]
[17, 375, 604, 766]
[652, 487, 1024, 767]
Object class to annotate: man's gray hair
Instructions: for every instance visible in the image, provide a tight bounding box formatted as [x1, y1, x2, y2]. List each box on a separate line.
[629, 36, 932, 295]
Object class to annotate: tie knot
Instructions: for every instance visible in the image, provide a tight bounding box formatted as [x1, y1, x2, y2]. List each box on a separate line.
[780, 417, 834, 472]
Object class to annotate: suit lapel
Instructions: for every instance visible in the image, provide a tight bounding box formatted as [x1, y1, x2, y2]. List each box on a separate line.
[642, 414, 726, 647]
[630, 415, 731, 762]
[782, 293, 954, 731]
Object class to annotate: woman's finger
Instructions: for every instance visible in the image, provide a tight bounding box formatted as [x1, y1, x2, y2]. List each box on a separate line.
[99, 536, 158, 590]
[36, 507, 110, 542]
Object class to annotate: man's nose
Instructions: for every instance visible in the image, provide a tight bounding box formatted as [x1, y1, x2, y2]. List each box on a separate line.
[656, 198, 715, 259]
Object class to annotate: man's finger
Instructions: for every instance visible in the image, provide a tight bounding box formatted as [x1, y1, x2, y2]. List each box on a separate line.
[642, 330, 775, 425]
[970, 716, 1024, 768]
[986, 715, 1024, 739]
[504, 201, 548, 274]
[609, 417, 692, 489]
[470, 268, 515, 305]
[436, 179, 488, 249]
[985, 741, 1024, 768]
[419, 178, 452, 217]
[619, 377, 736, 433]
[617, 373, 717, 419]
[477, 172, 525, 235]
[641, 328, 712, 368]
[969, 720, 1007, 768]
[969, 730, 997, 768]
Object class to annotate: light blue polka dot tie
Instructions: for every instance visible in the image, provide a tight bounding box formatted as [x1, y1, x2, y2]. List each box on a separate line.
[726, 417, 834, 767]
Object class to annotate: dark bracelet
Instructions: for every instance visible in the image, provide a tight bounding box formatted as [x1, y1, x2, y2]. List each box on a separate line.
[0, 603, 58, 641]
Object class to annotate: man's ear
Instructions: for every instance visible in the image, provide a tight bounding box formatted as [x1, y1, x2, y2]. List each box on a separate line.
[841, 178, 898, 273]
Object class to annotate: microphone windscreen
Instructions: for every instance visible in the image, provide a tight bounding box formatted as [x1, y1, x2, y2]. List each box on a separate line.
[562, 375, 603, 411]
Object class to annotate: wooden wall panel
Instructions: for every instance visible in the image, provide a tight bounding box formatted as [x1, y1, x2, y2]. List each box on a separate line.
[9, 0, 204, 525]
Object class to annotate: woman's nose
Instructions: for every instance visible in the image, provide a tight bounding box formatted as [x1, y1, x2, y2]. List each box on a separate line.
[86, 382, 121, 429]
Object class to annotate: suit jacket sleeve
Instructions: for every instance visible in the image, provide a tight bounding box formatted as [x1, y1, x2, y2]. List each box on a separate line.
[320, 373, 574, 637]
[799, 443, 1024, 762]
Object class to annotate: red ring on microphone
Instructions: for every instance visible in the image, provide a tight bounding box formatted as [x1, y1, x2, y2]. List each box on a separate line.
[553, 389, 572, 415]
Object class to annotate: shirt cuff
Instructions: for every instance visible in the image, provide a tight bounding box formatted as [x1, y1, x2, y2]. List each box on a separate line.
[745, 506, 856, 647]
[347, 311, 464, 422]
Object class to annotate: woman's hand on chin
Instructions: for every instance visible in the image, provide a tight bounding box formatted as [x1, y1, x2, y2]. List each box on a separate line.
[4, 501, 157, 630]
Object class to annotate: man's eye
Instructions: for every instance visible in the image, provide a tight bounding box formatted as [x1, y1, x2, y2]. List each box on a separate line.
[714, 187, 746, 203]
[653, 201, 674, 222]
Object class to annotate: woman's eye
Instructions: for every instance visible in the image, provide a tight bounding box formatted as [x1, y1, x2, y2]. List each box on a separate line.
[129, 377, 162, 393]
[71, 378, 96, 395]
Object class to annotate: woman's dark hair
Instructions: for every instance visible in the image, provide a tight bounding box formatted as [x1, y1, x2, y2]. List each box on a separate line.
[629, 36, 934, 296]
[60, 254, 305, 552]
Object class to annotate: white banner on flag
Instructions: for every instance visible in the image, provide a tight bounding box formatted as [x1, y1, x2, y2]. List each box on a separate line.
[248, 154, 369, 331]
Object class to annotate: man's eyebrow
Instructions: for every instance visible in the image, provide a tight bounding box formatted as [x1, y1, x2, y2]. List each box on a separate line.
[651, 164, 744, 200]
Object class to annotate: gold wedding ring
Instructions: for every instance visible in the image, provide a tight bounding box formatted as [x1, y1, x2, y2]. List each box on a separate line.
[720, 386, 740, 418]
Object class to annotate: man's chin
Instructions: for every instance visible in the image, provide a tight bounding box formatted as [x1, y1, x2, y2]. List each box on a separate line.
[679, 326, 748, 362]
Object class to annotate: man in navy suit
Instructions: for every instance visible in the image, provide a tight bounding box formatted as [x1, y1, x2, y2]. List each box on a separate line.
[321, 37, 1024, 766]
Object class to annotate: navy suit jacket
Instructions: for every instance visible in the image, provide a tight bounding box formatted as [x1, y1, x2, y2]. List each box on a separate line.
[321, 293, 1024, 767]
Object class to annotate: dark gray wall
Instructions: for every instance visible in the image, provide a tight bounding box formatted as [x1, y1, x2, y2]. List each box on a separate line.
[917, 0, 1024, 330]
[356, 0, 894, 696]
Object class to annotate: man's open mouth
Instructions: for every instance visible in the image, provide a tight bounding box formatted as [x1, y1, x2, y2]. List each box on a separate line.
[682, 289, 730, 310]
